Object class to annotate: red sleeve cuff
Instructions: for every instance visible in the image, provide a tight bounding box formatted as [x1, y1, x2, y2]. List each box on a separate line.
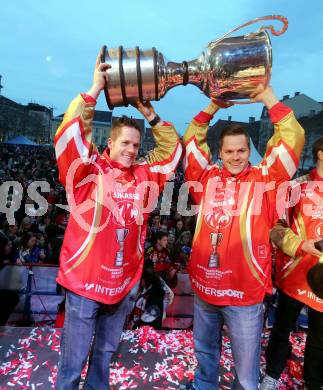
[161, 121, 172, 127]
[81, 93, 97, 104]
[194, 111, 213, 124]
[268, 102, 292, 123]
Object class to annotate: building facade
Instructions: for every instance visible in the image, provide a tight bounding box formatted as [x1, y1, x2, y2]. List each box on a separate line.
[0, 95, 53, 143]
[51, 110, 113, 148]
[140, 126, 155, 156]
[51, 112, 145, 151]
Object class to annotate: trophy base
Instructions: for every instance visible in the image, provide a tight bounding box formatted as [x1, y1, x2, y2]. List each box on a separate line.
[208, 254, 220, 269]
[114, 253, 124, 267]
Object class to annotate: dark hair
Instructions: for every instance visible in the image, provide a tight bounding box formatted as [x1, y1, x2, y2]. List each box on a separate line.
[142, 260, 161, 287]
[219, 124, 250, 150]
[3, 221, 17, 233]
[45, 223, 60, 241]
[110, 116, 141, 140]
[155, 231, 168, 242]
[312, 137, 323, 163]
[20, 232, 36, 249]
[41, 213, 52, 223]
[0, 232, 9, 252]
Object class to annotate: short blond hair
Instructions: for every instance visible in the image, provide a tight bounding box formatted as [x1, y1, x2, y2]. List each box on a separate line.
[110, 116, 141, 141]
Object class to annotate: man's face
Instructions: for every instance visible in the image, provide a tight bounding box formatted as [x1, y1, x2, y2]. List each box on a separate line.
[176, 220, 183, 230]
[28, 236, 37, 248]
[219, 135, 250, 175]
[167, 233, 175, 247]
[108, 126, 140, 168]
[157, 236, 168, 249]
[317, 150, 323, 164]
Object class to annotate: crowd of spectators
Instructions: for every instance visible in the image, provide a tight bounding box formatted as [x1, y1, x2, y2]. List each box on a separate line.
[0, 144, 67, 266]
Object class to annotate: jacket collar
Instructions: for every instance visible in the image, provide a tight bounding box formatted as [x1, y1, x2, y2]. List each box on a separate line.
[221, 163, 252, 180]
[102, 148, 132, 171]
[101, 149, 136, 184]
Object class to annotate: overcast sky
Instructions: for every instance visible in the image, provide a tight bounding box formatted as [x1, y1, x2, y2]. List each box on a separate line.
[1, 0, 323, 134]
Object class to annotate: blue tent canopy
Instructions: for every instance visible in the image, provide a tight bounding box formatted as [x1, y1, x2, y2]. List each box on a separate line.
[3, 135, 39, 146]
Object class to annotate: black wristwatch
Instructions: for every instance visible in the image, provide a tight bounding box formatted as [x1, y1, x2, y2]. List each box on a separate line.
[148, 114, 161, 127]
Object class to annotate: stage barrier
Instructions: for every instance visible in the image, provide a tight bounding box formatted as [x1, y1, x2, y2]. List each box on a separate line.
[0, 264, 64, 323]
[0, 265, 195, 327]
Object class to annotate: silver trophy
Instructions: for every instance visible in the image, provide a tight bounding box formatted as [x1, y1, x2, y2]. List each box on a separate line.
[101, 15, 288, 108]
[208, 232, 223, 268]
[115, 228, 129, 267]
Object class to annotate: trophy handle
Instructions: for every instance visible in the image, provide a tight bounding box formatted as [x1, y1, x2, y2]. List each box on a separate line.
[208, 15, 288, 50]
[207, 15, 288, 104]
[257, 15, 289, 36]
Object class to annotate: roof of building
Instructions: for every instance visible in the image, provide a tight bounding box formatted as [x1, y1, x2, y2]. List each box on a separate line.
[208, 118, 261, 148]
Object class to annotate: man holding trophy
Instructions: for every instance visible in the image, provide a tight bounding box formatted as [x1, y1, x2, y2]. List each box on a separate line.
[182, 86, 305, 389]
[54, 49, 182, 389]
[53, 14, 303, 389]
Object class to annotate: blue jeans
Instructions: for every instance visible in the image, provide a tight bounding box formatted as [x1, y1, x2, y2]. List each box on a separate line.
[56, 285, 138, 390]
[193, 296, 264, 390]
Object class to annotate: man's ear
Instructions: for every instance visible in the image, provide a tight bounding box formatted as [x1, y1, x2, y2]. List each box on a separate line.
[107, 137, 112, 149]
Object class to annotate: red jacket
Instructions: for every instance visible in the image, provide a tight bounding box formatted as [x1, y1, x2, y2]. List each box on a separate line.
[54, 94, 182, 304]
[275, 168, 323, 311]
[183, 103, 304, 306]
